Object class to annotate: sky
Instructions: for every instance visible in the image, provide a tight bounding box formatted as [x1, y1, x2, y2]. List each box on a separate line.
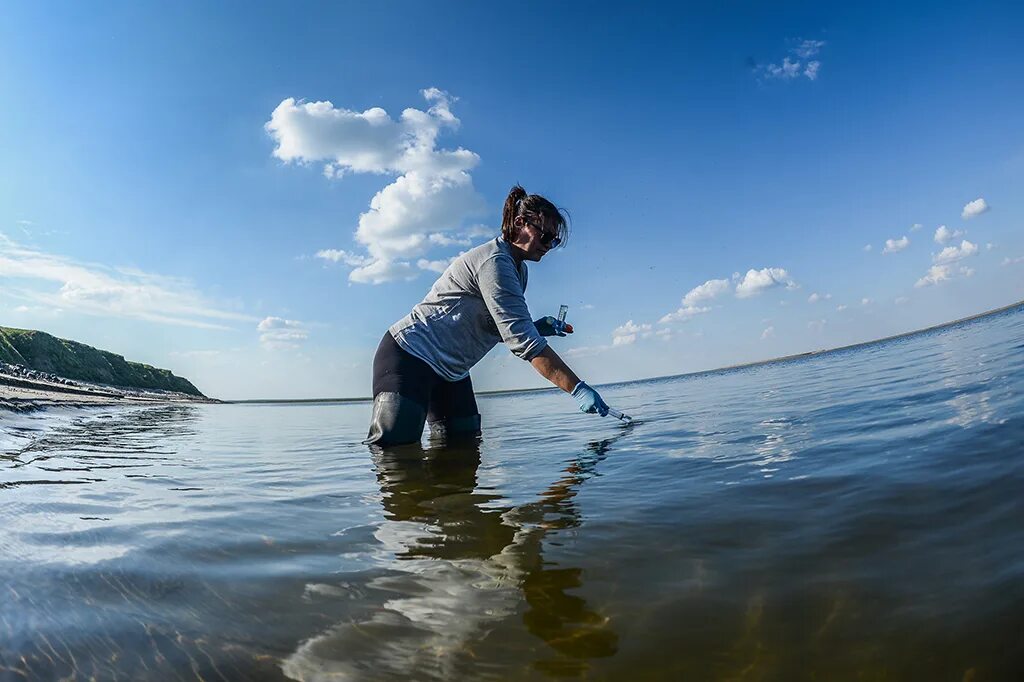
[1, 1, 1022, 400]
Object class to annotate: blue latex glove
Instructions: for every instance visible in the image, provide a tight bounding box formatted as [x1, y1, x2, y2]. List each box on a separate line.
[571, 381, 609, 416]
[534, 316, 571, 337]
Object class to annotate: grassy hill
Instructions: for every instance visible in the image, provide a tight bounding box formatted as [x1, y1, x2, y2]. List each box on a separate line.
[0, 326, 204, 397]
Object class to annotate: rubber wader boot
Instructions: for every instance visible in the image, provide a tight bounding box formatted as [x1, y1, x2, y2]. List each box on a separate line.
[427, 414, 482, 441]
[364, 392, 427, 446]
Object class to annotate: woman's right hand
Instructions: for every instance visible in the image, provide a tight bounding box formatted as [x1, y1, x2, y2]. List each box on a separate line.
[571, 381, 609, 416]
[534, 316, 571, 337]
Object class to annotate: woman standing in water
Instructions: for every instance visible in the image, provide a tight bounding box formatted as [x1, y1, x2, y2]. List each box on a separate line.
[366, 185, 610, 445]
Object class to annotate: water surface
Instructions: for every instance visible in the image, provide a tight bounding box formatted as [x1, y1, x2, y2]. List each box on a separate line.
[2, 307, 1023, 680]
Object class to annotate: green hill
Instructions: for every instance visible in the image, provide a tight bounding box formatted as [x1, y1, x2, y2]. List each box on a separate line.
[0, 326, 205, 397]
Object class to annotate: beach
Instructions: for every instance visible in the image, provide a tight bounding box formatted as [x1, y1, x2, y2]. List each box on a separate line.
[0, 368, 217, 413]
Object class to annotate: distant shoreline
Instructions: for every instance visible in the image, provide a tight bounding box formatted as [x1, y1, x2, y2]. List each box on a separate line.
[225, 298, 1023, 405]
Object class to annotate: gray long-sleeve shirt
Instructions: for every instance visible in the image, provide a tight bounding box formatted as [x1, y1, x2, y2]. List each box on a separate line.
[389, 236, 548, 381]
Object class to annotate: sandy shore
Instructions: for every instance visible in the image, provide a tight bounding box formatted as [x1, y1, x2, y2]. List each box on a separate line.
[0, 372, 218, 413]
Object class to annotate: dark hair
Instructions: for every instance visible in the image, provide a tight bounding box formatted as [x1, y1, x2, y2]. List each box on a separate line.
[500, 185, 570, 247]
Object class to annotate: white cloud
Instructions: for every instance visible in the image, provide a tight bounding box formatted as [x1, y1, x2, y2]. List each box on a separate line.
[266, 89, 487, 284]
[986, 243, 994, 250]
[764, 57, 802, 80]
[658, 278, 722, 326]
[808, 319, 826, 332]
[1002, 256, 1024, 266]
[563, 344, 610, 359]
[934, 240, 978, 264]
[169, 349, 225, 359]
[612, 320, 653, 346]
[934, 225, 964, 244]
[682, 278, 731, 307]
[735, 267, 797, 298]
[863, 244, 873, 252]
[961, 197, 989, 220]
[861, 298, 873, 306]
[315, 249, 372, 266]
[883, 236, 910, 254]
[348, 258, 415, 285]
[416, 252, 464, 273]
[915, 265, 952, 288]
[807, 292, 832, 303]
[427, 233, 471, 247]
[760, 326, 775, 340]
[659, 305, 711, 324]
[258, 316, 309, 349]
[0, 234, 256, 329]
[910, 223, 923, 232]
[758, 39, 825, 82]
[793, 39, 826, 58]
[836, 304, 848, 312]
[894, 296, 910, 305]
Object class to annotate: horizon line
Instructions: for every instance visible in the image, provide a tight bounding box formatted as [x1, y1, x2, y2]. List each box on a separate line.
[223, 297, 1024, 405]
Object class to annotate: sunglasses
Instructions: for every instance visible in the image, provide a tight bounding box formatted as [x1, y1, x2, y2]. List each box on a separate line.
[525, 220, 561, 247]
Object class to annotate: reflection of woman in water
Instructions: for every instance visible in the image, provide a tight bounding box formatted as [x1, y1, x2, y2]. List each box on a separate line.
[373, 439, 621, 673]
[365, 185, 610, 446]
[285, 436, 624, 680]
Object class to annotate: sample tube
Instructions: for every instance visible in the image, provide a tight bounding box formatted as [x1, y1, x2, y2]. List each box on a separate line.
[607, 407, 633, 422]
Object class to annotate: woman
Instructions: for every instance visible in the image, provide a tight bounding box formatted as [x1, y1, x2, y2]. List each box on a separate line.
[366, 185, 610, 446]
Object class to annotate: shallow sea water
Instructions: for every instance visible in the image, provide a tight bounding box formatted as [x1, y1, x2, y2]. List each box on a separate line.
[2, 306, 1023, 681]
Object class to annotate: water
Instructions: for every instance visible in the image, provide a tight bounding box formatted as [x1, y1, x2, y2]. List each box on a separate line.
[2, 307, 1023, 681]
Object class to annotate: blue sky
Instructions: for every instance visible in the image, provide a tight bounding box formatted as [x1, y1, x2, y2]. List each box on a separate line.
[1, 1, 1022, 400]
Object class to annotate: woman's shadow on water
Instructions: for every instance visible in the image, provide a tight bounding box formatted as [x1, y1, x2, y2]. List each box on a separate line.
[285, 428, 630, 680]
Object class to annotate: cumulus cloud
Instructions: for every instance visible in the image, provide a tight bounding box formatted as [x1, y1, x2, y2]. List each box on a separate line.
[863, 244, 873, 252]
[861, 298, 873, 306]
[961, 198, 990, 220]
[883, 236, 910, 254]
[0, 234, 256, 329]
[657, 278, 727, 324]
[416, 252, 465, 273]
[349, 258, 415, 285]
[735, 267, 797, 298]
[793, 39, 826, 58]
[612, 320, 653, 346]
[764, 57, 802, 79]
[836, 304, 848, 312]
[914, 264, 974, 288]
[683, 278, 731, 306]
[258, 317, 309, 349]
[915, 265, 951, 288]
[659, 305, 711, 324]
[315, 249, 372, 267]
[267, 89, 487, 284]
[934, 240, 978, 264]
[1002, 256, 1024, 266]
[760, 326, 775, 340]
[894, 296, 910, 305]
[934, 225, 964, 244]
[910, 223, 923, 232]
[757, 39, 826, 82]
[807, 292, 832, 303]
